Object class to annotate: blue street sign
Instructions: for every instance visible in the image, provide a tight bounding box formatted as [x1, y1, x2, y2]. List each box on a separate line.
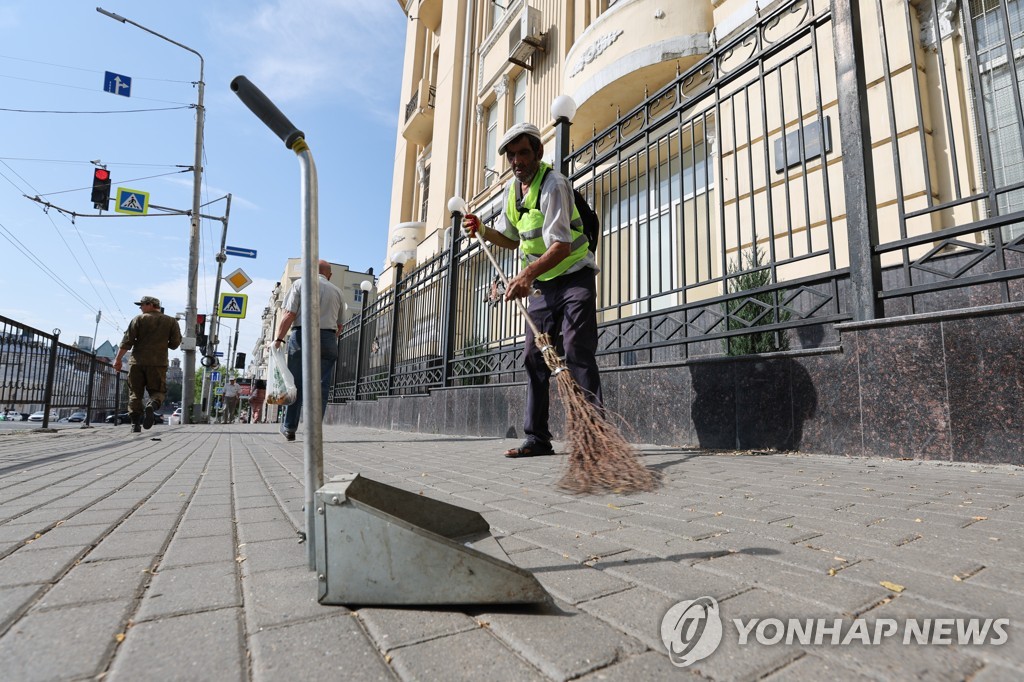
[114, 187, 149, 215]
[103, 71, 131, 97]
[214, 351, 224, 357]
[210, 371, 221, 382]
[225, 245, 257, 259]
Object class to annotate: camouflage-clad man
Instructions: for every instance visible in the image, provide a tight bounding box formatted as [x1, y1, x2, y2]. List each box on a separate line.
[113, 296, 182, 433]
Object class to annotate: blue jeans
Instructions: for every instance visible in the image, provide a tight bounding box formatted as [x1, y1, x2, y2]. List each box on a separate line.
[283, 328, 339, 433]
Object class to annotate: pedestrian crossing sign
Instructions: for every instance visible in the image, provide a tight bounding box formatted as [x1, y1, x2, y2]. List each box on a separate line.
[114, 187, 150, 215]
[219, 293, 248, 319]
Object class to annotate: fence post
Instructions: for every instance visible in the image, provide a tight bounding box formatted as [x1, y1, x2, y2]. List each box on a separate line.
[441, 216, 462, 386]
[386, 262, 404, 395]
[831, 0, 883, 320]
[352, 311, 366, 400]
[41, 328, 60, 429]
[117, 370, 127, 424]
[83, 353, 97, 428]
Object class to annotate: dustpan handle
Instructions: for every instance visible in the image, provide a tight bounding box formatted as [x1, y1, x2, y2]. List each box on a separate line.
[230, 75, 305, 150]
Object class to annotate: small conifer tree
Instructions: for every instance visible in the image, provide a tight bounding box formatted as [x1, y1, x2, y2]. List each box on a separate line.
[724, 246, 790, 356]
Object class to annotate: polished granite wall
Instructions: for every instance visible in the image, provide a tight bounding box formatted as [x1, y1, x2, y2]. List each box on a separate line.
[325, 304, 1023, 464]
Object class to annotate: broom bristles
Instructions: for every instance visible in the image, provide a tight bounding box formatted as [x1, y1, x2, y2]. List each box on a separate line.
[534, 334, 660, 494]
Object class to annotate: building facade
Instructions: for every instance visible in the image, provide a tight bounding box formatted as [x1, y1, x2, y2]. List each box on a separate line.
[337, 0, 1023, 463]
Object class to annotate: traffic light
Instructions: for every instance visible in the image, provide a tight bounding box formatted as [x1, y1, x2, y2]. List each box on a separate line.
[195, 314, 208, 349]
[91, 168, 111, 210]
[234, 352, 246, 369]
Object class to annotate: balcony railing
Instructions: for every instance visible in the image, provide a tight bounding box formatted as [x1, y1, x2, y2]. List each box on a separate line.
[404, 85, 436, 123]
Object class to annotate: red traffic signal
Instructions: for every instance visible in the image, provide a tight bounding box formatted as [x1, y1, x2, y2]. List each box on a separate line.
[91, 167, 111, 209]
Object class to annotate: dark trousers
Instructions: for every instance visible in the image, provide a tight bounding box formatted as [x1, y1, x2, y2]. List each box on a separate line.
[523, 268, 602, 444]
[284, 329, 339, 433]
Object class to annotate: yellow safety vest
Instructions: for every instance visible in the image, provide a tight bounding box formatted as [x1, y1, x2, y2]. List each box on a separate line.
[505, 163, 590, 282]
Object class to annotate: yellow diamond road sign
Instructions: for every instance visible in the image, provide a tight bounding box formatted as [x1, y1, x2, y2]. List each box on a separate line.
[219, 293, 248, 319]
[225, 268, 252, 292]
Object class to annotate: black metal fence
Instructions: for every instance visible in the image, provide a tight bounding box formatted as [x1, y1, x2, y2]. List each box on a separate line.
[331, 0, 1024, 402]
[0, 316, 125, 426]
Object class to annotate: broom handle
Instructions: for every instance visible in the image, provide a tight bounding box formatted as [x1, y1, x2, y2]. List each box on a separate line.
[472, 232, 544, 340]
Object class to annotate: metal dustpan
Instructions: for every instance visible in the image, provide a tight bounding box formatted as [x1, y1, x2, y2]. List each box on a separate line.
[314, 474, 549, 606]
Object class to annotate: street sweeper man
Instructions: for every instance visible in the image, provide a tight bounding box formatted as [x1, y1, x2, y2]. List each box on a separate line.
[462, 122, 601, 458]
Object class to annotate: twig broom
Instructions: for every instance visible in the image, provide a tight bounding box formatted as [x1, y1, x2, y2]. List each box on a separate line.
[472, 232, 660, 494]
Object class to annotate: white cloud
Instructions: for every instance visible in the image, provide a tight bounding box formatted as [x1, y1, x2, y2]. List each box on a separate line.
[218, 0, 403, 119]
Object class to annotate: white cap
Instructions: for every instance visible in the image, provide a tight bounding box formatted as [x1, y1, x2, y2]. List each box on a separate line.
[497, 122, 542, 155]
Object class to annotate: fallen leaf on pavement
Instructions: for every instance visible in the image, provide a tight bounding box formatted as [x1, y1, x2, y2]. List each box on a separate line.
[880, 581, 905, 593]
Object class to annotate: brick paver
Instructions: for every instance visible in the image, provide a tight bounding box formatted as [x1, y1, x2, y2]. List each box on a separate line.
[0, 423, 1021, 680]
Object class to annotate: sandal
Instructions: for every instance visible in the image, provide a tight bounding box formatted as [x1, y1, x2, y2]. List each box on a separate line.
[504, 440, 555, 458]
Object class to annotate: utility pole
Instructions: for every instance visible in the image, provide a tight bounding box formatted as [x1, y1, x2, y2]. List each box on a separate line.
[83, 310, 101, 428]
[199, 194, 232, 421]
[98, 8, 206, 424]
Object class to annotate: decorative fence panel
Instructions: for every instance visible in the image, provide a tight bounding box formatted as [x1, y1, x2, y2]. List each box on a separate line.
[1, 316, 124, 425]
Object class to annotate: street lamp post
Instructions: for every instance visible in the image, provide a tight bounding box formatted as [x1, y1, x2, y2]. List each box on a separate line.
[97, 7, 205, 424]
[351, 279, 373, 400]
[82, 310, 101, 428]
[550, 95, 578, 176]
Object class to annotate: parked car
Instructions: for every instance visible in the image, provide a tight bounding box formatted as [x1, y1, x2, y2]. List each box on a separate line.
[67, 411, 88, 422]
[168, 407, 183, 425]
[2, 410, 25, 421]
[105, 412, 164, 425]
[28, 410, 57, 422]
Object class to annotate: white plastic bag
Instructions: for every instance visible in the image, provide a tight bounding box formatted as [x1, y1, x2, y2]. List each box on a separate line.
[265, 345, 297, 405]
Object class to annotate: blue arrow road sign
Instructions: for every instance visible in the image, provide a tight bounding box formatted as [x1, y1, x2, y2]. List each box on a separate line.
[214, 352, 224, 357]
[103, 71, 131, 97]
[210, 371, 221, 382]
[225, 245, 257, 259]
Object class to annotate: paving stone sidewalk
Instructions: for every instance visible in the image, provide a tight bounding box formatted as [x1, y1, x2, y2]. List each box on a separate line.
[0, 424, 1021, 681]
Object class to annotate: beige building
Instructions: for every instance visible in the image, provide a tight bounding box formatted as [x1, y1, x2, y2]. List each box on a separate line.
[249, 259, 375, 381]
[385, 0, 1014, 305]
[327, 0, 1022, 464]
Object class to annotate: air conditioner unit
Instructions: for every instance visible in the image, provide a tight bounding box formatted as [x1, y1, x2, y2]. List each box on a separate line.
[508, 5, 544, 69]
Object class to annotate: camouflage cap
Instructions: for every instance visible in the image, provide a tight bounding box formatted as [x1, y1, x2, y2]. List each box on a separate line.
[134, 296, 161, 307]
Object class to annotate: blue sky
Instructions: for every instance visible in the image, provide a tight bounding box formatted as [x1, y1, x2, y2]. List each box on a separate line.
[0, 0, 406, 368]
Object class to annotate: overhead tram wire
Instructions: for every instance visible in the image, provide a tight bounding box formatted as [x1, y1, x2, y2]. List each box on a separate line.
[0, 73, 193, 107]
[32, 168, 190, 197]
[0, 53, 195, 84]
[0, 161, 129, 327]
[0, 105, 192, 114]
[0, 220, 122, 333]
[0, 157, 184, 168]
